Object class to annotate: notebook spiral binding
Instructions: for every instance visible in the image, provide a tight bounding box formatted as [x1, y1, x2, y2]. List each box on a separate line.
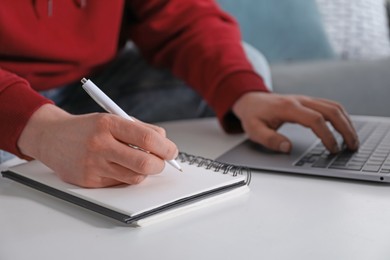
[178, 152, 252, 185]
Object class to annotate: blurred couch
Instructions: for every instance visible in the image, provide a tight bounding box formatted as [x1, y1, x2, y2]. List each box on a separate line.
[218, 0, 390, 117]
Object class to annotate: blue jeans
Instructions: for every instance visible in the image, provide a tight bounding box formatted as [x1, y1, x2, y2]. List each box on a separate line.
[0, 42, 271, 163]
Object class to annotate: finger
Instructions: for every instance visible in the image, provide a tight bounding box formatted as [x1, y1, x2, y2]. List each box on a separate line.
[110, 117, 178, 160]
[281, 104, 340, 153]
[58, 166, 125, 188]
[132, 118, 167, 137]
[69, 177, 123, 188]
[316, 98, 354, 126]
[82, 168, 147, 188]
[93, 177, 124, 188]
[105, 141, 166, 175]
[301, 98, 359, 150]
[99, 162, 148, 185]
[244, 120, 292, 153]
[63, 155, 150, 187]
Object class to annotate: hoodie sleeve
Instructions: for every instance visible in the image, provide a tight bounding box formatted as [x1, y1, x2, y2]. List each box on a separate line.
[0, 69, 53, 158]
[125, 0, 269, 133]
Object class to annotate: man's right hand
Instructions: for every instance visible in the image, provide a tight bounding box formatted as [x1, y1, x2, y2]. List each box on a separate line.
[17, 104, 179, 188]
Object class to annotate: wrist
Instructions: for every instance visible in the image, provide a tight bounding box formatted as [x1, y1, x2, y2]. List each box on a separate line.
[17, 104, 71, 160]
[232, 92, 260, 118]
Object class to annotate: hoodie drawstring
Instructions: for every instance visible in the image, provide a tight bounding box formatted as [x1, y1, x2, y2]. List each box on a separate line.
[32, 0, 87, 18]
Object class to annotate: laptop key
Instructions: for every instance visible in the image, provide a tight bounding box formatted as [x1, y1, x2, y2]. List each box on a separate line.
[362, 165, 382, 172]
[312, 157, 335, 168]
[329, 164, 363, 171]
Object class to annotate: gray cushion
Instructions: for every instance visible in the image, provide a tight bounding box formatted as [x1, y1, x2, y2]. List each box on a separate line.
[271, 58, 390, 116]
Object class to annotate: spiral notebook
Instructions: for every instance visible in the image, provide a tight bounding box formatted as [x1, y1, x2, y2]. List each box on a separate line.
[1, 153, 250, 227]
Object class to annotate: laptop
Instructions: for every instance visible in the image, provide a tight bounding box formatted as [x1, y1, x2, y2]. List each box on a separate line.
[216, 115, 390, 183]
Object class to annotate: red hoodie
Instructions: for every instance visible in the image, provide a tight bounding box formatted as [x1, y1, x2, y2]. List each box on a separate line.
[0, 0, 268, 158]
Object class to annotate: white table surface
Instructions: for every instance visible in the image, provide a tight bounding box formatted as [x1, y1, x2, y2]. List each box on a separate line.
[1, 118, 390, 260]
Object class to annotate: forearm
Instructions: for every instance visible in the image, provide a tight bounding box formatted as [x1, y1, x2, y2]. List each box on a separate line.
[0, 69, 53, 157]
[17, 104, 71, 160]
[126, 0, 268, 128]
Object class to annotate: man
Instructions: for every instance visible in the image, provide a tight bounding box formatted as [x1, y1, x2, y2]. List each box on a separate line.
[0, 1, 358, 187]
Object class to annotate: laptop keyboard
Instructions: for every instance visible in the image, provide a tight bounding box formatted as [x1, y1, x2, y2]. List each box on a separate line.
[294, 121, 390, 174]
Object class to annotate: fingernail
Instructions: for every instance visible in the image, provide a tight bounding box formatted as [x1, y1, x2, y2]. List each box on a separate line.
[279, 141, 290, 153]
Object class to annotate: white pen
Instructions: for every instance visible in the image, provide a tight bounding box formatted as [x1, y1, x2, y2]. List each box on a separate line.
[80, 78, 183, 172]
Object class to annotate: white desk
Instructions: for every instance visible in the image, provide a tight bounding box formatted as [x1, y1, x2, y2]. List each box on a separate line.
[1, 118, 390, 260]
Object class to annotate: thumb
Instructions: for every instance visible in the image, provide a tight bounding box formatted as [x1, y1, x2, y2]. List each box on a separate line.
[248, 122, 292, 153]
